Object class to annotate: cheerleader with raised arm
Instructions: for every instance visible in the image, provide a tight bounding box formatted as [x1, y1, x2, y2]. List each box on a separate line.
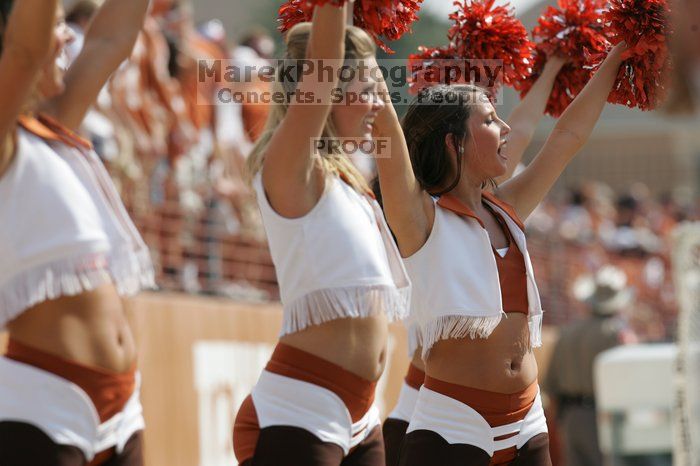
[381, 54, 568, 466]
[0, 0, 152, 464]
[233, 2, 410, 465]
[372, 40, 628, 465]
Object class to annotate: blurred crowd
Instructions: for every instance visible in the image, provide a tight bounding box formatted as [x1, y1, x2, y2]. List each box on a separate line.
[67, 0, 278, 300]
[526, 181, 699, 342]
[66, 0, 697, 338]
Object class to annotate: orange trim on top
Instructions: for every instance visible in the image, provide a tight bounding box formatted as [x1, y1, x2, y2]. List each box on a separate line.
[437, 191, 525, 232]
[482, 191, 525, 231]
[17, 113, 93, 151]
[438, 192, 530, 313]
[436, 193, 485, 228]
[483, 203, 529, 314]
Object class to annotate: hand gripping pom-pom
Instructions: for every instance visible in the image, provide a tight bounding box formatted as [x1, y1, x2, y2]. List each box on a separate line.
[599, 0, 673, 110]
[278, 0, 423, 54]
[517, 0, 609, 117]
[447, 0, 535, 86]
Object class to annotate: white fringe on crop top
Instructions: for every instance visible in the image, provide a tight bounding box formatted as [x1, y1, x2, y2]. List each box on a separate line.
[403, 197, 544, 359]
[253, 173, 411, 336]
[0, 123, 155, 329]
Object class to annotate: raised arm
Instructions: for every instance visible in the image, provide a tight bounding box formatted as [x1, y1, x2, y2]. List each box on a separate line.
[498, 43, 627, 220]
[261, 2, 349, 218]
[41, 0, 149, 131]
[373, 76, 434, 257]
[0, 0, 58, 177]
[495, 56, 567, 183]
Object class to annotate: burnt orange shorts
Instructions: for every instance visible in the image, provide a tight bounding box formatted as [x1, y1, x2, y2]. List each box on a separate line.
[233, 343, 383, 466]
[4, 338, 138, 465]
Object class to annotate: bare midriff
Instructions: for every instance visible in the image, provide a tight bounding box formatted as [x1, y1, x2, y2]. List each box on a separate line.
[425, 312, 537, 394]
[280, 313, 389, 382]
[6, 284, 136, 373]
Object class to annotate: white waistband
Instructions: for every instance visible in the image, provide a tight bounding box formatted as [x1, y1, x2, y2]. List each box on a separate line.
[0, 357, 145, 461]
[387, 381, 420, 423]
[252, 370, 379, 455]
[407, 385, 548, 456]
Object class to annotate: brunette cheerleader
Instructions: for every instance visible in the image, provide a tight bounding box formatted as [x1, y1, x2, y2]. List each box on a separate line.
[373, 41, 628, 465]
[381, 55, 567, 466]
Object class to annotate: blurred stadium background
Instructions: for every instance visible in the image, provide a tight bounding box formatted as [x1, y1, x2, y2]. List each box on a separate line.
[1, 0, 697, 465]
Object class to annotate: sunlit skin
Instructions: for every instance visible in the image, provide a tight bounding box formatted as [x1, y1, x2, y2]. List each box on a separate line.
[11, 5, 75, 111]
[422, 96, 538, 394]
[427, 315, 539, 393]
[397, 42, 627, 391]
[280, 59, 391, 382]
[8, 14, 135, 373]
[373, 21, 626, 397]
[34, 8, 75, 99]
[460, 99, 511, 183]
[8, 286, 138, 374]
[382, 57, 573, 391]
[259, 4, 400, 381]
[331, 58, 386, 141]
[5, 0, 151, 374]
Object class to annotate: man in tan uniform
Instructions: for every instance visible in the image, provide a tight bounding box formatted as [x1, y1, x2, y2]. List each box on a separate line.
[543, 266, 637, 466]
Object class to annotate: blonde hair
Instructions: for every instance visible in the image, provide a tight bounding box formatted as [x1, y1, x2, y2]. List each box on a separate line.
[246, 23, 376, 194]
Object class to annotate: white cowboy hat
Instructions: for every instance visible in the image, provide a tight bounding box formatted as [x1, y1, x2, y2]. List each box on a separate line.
[572, 265, 635, 315]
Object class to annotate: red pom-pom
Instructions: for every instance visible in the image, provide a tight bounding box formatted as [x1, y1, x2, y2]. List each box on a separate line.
[447, 0, 535, 86]
[278, 0, 314, 32]
[278, 0, 423, 54]
[602, 0, 672, 110]
[518, 0, 609, 117]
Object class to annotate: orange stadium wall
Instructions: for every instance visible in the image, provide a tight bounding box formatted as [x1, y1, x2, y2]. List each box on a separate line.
[0, 293, 560, 466]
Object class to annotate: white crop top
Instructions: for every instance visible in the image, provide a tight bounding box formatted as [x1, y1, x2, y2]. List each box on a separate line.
[403, 195, 544, 358]
[253, 172, 410, 336]
[0, 116, 155, 328]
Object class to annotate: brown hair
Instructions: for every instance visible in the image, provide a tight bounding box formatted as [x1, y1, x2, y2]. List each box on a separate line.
[246, 23, 375, 194]
[402, 84, 489, 195]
